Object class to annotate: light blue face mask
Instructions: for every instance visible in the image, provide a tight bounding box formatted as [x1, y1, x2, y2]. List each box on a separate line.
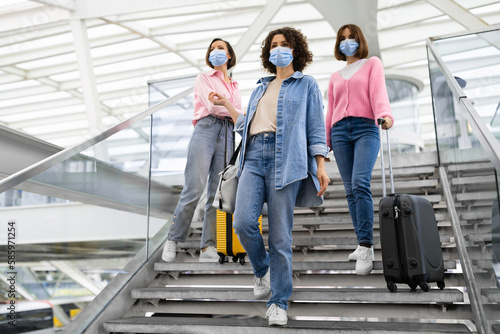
[269, 46, 294, 68]
[339, 39, 359, 57]
[209, 49, 228, 67]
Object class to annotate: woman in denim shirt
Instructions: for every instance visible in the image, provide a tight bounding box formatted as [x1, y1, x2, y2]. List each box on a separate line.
[162, 38, 243, 263]
[209, 27, 329, 326]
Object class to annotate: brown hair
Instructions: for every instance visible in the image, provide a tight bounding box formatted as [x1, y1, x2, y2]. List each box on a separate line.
[260, 27, 313, 74]
[334, 24, 369, 61]
[205, 38, 236, 70]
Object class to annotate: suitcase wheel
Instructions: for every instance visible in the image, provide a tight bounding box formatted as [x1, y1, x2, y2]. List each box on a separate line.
[437, 281, 445, 290]
[239, 256, 245, 265]
[232, 256, 238, 263]
[408, 283, 417, 291]
[387, 282, 397, 292]
[418, 281, 429, 292]
[218, 255, 227, 264]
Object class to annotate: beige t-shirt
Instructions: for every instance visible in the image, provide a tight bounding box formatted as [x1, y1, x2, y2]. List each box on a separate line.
[249, 78, 285, 137]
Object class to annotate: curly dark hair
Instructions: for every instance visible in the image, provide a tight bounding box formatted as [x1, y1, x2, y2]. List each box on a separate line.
[260, 27, 313, 74]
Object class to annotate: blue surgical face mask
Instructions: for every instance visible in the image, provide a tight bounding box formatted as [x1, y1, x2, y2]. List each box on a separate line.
[269, 46, 293, 68]
[209, 49, 228, 67]
[339, 39, 359, 57]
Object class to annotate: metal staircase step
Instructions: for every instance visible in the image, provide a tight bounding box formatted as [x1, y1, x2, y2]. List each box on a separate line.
[446, 161, 494, 175]
[129, 298, 472, 321]
[326, 179, 439, 197]
[451, 175, 496, 187]
[176, 233, 451, 250]
[325, 151, 438, 171]
[290, 212, 447, 224]
[155, 272, 465, 289]
[104, 316, 471, 333]
[327, 166, 437, 181]
[154, 260, 457, 273]
[132, 287, 464, 304]
[481, 288, 500, 302]
[456, 191, 497, 202]
[460, 210, 491, 221]
[321, 194, 442, 209]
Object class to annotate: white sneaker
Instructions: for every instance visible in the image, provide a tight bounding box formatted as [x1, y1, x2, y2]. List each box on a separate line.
[162, 240, 177, 262]
[253, 270, 270, 299]
[199, 246, 219, 262]
[348, 245, 374, 261]
[355, 246, 374, 275]
[265, 304, 287, 326]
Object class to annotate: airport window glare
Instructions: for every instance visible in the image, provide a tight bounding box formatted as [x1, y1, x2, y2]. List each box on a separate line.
[0, 0, 499, 150]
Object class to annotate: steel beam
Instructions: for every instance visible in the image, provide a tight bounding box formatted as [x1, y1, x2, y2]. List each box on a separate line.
[426, 0, 489, 30]
[233, 0, 286, 62]
[69, 18, 102, 136]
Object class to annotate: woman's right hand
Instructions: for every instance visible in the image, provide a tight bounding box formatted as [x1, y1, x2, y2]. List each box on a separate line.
[208, 92, 228, 107]
[209, 91, 243, 122]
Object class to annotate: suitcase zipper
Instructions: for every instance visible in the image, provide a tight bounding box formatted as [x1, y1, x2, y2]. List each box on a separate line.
[394, 196, 409, 282]
[394, 206, 400, 220]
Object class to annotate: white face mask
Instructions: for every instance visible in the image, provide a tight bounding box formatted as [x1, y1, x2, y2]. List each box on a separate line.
[209, 49, 228, 66]
[269, 46, 294, 68]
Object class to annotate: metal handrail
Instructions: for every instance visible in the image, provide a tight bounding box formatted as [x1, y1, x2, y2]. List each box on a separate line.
[429, 23, 500, 42]
[0, 86, 193, 194]
[439, 167, 489, 334]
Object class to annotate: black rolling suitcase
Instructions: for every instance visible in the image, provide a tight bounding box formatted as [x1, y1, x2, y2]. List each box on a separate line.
[378, 119, 445, 292]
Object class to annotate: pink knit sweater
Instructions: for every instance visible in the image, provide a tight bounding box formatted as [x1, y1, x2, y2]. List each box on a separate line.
[325, 57, 394, 149]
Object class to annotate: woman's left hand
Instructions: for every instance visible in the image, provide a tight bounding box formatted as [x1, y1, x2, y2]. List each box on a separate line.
[316, 167, 330, 197]
[382, 117, 393, 129]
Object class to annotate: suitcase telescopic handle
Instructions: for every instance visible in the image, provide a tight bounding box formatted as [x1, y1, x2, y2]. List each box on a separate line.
[378, 118, 395, 196]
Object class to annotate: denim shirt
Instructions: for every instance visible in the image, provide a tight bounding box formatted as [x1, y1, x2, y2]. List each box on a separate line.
[235, 71, 328, 207]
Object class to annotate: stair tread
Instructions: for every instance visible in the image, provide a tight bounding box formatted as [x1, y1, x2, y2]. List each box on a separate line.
[327, 179, 438, 194]
[328, 165, 436, 179]
[132, 299, 472, 321]
[481, 288, 500, 302]
[177, 234, 451, 249]
[132, 287, 464, 303]
[321, 194, 442, 207]
[104, 316, 471, 333]
[451, 175, 496, 186]
[154, 260, 456, 272]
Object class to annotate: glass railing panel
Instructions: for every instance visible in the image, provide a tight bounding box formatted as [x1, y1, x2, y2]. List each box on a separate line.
[147, 76, 196, 257]
[81, 118, 152, 176]
[428, 37, 500, 333]
[0, 76, 196, 331]
[0, 118, 154, 331]
[385, 78, 422, 153]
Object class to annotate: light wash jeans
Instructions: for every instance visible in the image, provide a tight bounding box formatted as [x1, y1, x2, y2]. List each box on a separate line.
[331, 117, 380, 246]
[167, 115, 233, 249]
[233, 133, 300, 311]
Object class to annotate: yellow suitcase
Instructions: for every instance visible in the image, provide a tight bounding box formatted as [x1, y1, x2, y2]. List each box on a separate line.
[216, 210, 262, 265]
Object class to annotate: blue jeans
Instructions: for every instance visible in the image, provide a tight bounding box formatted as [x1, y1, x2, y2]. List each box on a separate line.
[331, 117, 380, 245]
[167, 115, 233, 249]
[233, 133, 300, 311]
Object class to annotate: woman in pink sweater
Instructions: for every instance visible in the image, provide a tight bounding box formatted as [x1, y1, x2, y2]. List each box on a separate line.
[325, 24, 394, 276]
